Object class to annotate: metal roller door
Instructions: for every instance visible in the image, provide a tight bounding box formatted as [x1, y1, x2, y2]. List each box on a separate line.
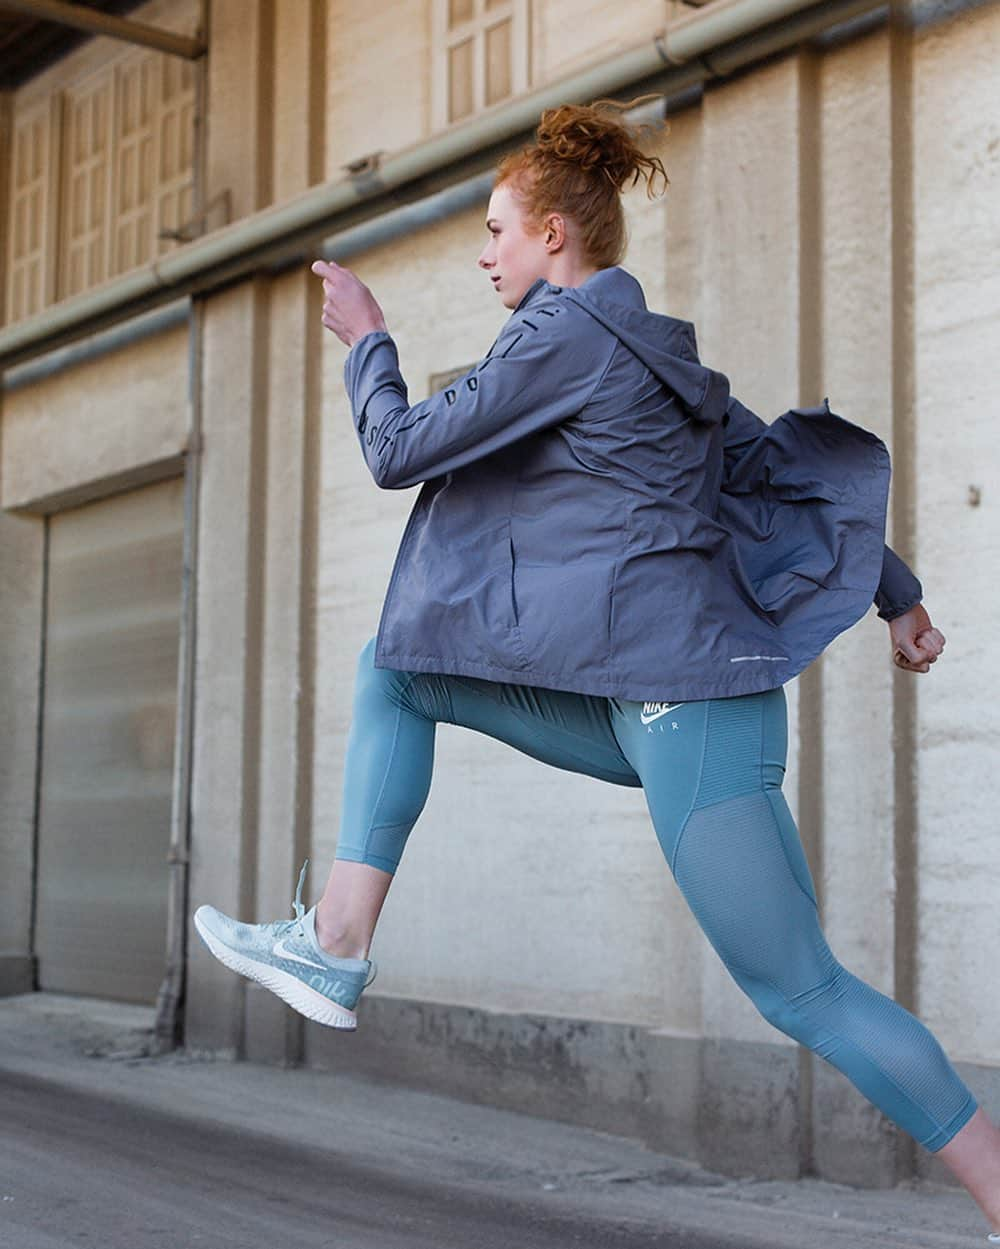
[34, 477, 184, 1003]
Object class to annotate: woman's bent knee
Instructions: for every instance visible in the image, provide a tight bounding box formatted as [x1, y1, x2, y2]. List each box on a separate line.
[354, 635, 414, 707]
[353, 635, 450, 723]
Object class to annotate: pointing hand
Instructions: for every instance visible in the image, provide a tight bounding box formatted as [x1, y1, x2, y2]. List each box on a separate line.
[310, 258, 388, 348]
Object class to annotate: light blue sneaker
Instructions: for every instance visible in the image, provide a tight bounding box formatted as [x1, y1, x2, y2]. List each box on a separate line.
[193, 860, 376, 1030]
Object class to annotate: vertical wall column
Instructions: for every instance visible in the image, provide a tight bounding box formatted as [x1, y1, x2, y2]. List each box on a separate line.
[0, 502, 45, 997]
[244, 0, 327, 1066]
[653, 100, 710, 1055]
[887, 8, 919, 1189]
[793, 46, 823, 1183]
[908, 0, 1000, 1183]
[184, 0, 276, 1053]
[0, 88, 9, 330]
[696, 57, 809, 1180]
[814, 27, 906, 1187]
[0, 88, 45, 998]
[185, 0, 328, 1059]
[186, 277, 269, 1053]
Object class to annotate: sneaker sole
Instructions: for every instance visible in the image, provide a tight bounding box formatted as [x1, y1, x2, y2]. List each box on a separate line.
[193, 909, 359, 1031]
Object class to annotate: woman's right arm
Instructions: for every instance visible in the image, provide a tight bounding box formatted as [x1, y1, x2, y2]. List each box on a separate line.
[312, 255, 605, 489]
[343, 300, 613, 490]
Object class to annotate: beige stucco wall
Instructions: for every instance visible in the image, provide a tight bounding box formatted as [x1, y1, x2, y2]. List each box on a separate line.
[912, 1, 1000, 1066]
[534, 0, 664, 83]
[1, 0, 997, 1185]
[1, 322, 190, 512]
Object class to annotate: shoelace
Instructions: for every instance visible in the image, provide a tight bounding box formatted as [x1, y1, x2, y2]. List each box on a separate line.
[291, 858, 309, 937]
[289, 858, 378, 988]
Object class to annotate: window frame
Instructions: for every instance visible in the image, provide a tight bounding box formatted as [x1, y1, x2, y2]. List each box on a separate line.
[430, 0, 530, 131]
[4, 41, 197, 327]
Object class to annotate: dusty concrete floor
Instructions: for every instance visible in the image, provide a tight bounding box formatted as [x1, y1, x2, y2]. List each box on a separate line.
[0, 992, 992, 1249]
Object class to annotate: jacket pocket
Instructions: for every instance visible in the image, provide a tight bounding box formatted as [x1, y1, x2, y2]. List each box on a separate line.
[508, 532, 521, 627]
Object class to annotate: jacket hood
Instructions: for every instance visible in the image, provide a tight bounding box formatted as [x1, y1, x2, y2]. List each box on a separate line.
[521, 266, 730, 424]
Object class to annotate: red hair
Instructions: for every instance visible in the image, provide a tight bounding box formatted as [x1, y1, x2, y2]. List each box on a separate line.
[494, 96, 670, 268]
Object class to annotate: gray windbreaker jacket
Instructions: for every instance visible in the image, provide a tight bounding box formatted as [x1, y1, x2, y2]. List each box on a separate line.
[344, 266, 921, 702]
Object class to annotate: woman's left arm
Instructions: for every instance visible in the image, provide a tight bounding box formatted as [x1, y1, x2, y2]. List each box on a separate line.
[873, 543, 945, 673]
[724, 394, 946, 674]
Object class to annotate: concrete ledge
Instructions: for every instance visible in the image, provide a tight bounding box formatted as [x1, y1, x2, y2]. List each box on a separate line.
[697, 1034, 801, 1180]
[9, 452, 187, 516]
[812, 1054, 907, 1187]
[305, 995, 1000, 1189]
[0, 955, 36, 997]
[305, 994, 805, 1183]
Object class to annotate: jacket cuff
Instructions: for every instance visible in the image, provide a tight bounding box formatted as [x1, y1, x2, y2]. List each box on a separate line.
[343, 331, 406, 442]
[874, 544, 923, 621]
[344, 330, 397, 397]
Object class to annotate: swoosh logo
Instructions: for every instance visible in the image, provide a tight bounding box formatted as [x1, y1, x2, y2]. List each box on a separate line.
[640, 703, 685, 725]
[272, 937, 326, 970]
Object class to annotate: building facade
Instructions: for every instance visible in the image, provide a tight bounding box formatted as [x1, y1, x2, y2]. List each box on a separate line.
[1, 0, 998, 1190]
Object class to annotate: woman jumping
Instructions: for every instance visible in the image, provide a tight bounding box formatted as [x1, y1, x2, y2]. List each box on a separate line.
[194, 99, 1000, 1242]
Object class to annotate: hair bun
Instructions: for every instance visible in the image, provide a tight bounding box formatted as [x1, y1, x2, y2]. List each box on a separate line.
[493, 95, 669, 269]
[534, 99, 664, 193]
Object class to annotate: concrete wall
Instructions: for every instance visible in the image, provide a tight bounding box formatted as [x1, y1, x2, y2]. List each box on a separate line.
[910, 0, 1000, 1183]
[1, 0, 997, 1189]
[1, 324, 190, 511]
[812, 33, 903, 1185]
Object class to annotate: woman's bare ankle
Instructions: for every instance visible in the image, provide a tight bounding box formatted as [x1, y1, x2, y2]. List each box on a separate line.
[312, 859, 392, 960]
[314, 909, 370, 961]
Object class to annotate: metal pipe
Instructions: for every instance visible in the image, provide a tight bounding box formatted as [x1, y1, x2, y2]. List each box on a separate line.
[2, 299, 189, 392]
[0, 0, 886, 371]
[152, 297, 201, 1053]
[661, 0, 844, 61]
[152, 0, 209, 1054]
[0, 171, 500, 391]
[0, 0, 205, 59]
[319, 169, 498, 263]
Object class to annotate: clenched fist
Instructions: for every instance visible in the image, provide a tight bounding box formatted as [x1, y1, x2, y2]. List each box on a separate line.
[310, 258, 388, 348]
[888, 603, 945, 674]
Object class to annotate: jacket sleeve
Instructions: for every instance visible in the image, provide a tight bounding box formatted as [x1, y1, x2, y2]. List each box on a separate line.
[723, 395, 922, 621]
[343, 301, 612, 490]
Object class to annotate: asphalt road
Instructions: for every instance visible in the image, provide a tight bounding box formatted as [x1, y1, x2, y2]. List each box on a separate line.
[1, 1070, 737, 1249]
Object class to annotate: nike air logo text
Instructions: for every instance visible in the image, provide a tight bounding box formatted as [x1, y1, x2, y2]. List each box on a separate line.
[640, 702, 685, 725]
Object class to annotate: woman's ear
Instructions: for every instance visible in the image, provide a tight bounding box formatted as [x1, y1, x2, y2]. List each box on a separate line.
[544, 213, 566, 252]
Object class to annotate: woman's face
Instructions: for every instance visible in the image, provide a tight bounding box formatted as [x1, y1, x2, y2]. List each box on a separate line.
[477, 182, 554, 310]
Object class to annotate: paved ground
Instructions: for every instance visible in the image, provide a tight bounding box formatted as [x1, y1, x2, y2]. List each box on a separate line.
[0, 993, 992, 1249]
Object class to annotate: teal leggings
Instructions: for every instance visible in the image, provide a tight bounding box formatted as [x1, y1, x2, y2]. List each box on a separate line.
[335, 636, 977, 1152]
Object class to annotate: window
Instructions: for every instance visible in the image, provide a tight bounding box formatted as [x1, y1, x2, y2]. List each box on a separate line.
[429, 363, 478, 394]
[432, 0, 530, 129]
[7, 98, 58, 323]
[5, 48, 195, 326]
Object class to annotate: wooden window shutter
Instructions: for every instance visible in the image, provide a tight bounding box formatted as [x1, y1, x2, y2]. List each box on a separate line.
[432, 0, 529, 130]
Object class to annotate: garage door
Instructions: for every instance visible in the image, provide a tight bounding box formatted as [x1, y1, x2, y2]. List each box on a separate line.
[34, 477, 184, 1003]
